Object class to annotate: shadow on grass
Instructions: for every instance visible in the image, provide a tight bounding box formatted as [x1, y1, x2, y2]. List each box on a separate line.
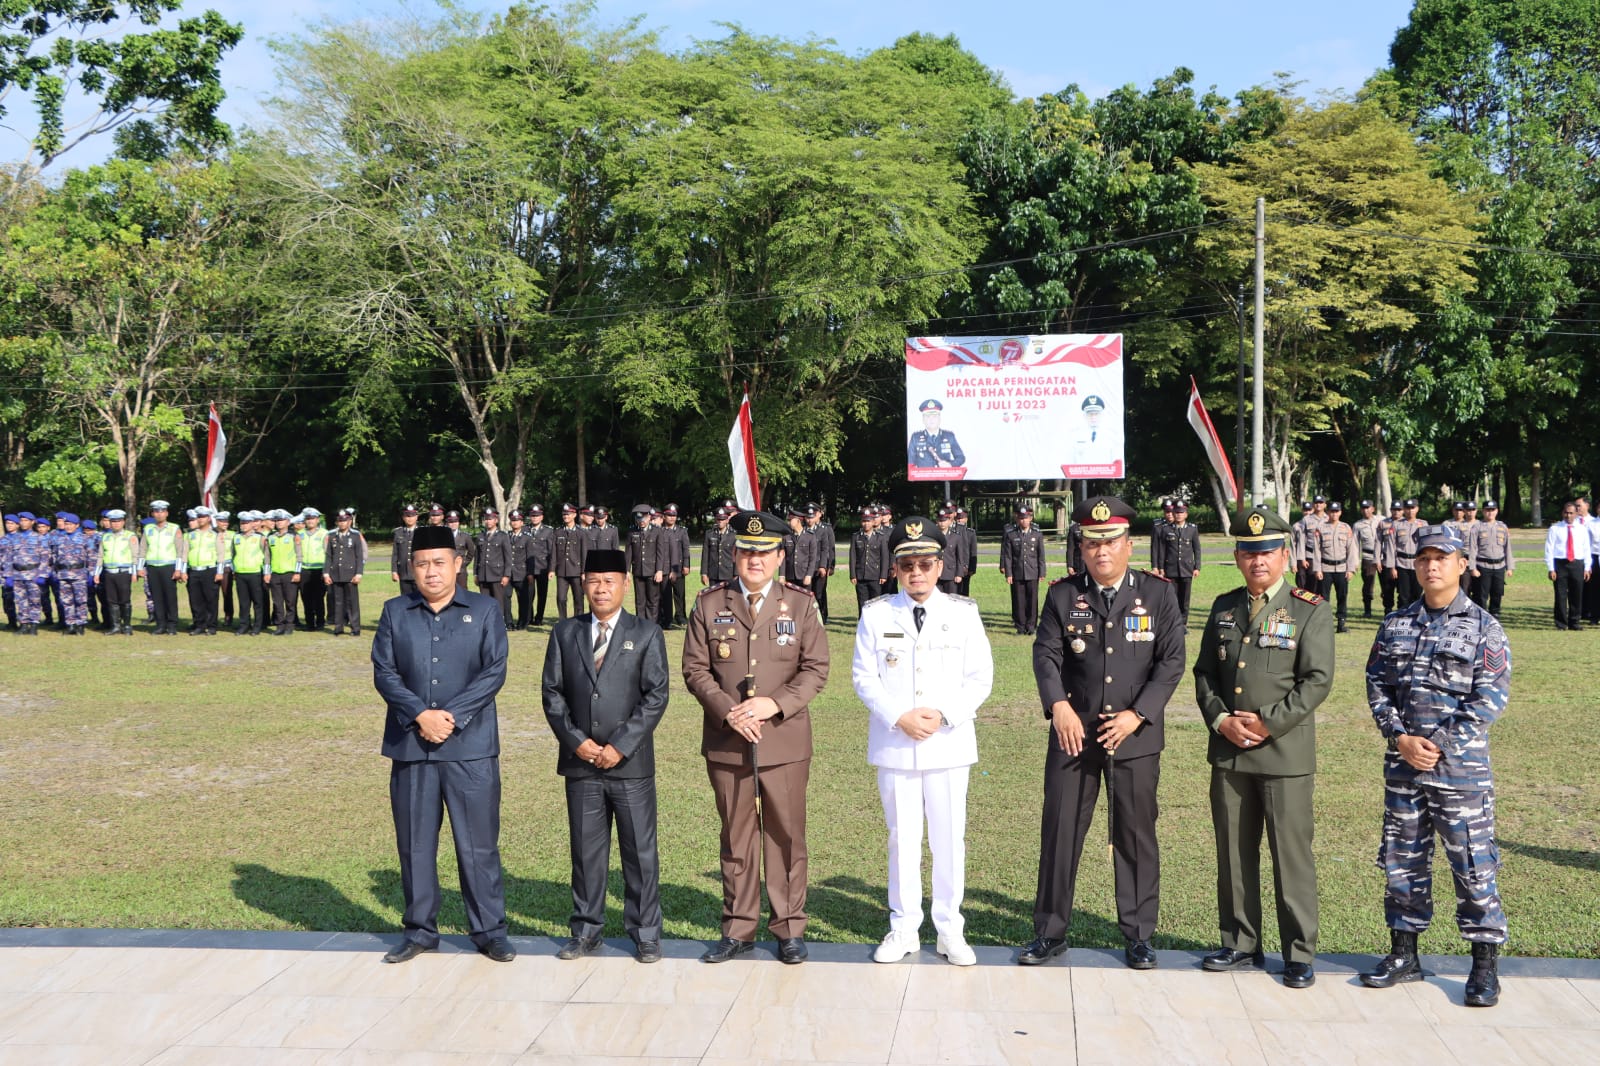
[1501, 840, 1600, 872]
[232, 863, 391, 932]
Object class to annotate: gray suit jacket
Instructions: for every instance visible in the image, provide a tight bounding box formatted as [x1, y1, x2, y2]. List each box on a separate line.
[542, 609, 670, 779]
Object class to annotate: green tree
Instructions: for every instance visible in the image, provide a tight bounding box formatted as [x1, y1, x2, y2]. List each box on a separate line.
[1194, 95, 1482, 512]
[0, 156, 245, 513]
[0, 1, 242, 171]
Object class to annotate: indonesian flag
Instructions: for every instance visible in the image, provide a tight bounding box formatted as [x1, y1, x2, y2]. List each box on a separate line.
[1186, 378, 1238, 505]
[727, 388, 761, 510]
[202, 403, 227, 509]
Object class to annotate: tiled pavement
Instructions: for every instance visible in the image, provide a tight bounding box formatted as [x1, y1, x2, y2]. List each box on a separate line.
[2, 930, 1598, 1064]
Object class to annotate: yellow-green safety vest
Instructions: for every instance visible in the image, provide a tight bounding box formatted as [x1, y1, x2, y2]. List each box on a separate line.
[233, 534, 266, 574]
[144, 523, 179, 564]
[101, 530, 136, 568]
[188, 529, 219, 568]
[268, 533, 299, 572]
[301, 527, 328, 567]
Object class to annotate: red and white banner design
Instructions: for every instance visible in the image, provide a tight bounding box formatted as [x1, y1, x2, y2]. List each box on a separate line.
[904, 335, 1125, 481]
[1186, 378, 1238, 505]
[202, 403, 227, 509]
[727, 388, 761, 510]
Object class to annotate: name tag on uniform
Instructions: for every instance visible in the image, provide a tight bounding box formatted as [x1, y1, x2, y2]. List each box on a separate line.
[883, 631, 905, 639]
[1216, 617, 1236, 629]
[1069, 609, 1093, 619]
[713, 615, 734, 626]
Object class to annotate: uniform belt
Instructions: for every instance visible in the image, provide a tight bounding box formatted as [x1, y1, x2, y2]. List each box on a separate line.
[57, 563, 87, 570]
[1397, 551, 1415, 559]
[190, 565, 217, 571]
[11, 563, 36, 570]
[104, 566, 135, 573]
[1478, 558, 1504, 565]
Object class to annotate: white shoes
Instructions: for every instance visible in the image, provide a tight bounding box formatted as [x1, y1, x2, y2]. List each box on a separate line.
[937, 933, 977, 966]
[874, 928, 921, 963]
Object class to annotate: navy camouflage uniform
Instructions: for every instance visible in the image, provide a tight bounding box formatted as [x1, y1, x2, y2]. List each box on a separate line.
[1366, 589, 1509, 943]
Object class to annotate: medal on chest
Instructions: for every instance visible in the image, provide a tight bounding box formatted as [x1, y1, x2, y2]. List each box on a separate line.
[1258, 607, 1298, 650]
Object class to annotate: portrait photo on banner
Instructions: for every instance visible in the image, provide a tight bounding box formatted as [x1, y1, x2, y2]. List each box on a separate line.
[903, 335, 1126, 482]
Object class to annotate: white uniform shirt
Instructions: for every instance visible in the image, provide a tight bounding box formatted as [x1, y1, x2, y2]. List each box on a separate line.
[852, 589, 993, 771]
[1544, 519, 1593, 572]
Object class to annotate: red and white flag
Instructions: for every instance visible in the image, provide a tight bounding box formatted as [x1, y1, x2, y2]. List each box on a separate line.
[1186, 378, 1238, 505]
[726, 388, 761, 511]
[202, 403, 227, 509]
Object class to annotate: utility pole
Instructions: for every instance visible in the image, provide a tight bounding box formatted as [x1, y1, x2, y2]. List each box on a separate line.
[1236, 282, 1247, 507]
[1252, 197, 1265, 508]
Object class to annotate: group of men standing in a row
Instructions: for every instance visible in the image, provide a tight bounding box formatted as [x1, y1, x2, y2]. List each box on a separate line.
[2, 503, 368, 637]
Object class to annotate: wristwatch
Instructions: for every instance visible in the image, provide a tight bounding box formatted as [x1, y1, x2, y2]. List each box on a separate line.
[1386, 733, 1401, 754]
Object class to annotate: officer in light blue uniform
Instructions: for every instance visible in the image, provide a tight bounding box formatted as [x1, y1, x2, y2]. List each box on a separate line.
[6, 512, 52, 634]
[1361, 524, 1509, 1007]
[1, 513, 19, 629]
[50, 513, 97, 634]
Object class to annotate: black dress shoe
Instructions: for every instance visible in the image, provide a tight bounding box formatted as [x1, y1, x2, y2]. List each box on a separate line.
[1201, 947, 1266, 972]
[557, 934, 602, 960]
[778, 937, 807, 965]
[700, 936, 754, 964]
[1282, 961, 1315, 988]
[1018, 936, 1069, 966]
[636, 940, 662, 964]
[382, 940, 436, 964]
[1124, 939, 1157, 970]
[478, 937, 516, 962]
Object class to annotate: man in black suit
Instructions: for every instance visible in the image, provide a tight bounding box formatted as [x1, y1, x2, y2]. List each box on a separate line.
[372, 523, 513, 964]
[542, 547, 671, 963]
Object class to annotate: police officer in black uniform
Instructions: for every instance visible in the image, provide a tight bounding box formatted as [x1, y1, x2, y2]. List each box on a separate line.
[391, 504, 420, 597]
[1002, 505, 1047, 635]
[553, 503, 586, 618]
[700, 506, 736, 587]
[625, 504, 665, 622]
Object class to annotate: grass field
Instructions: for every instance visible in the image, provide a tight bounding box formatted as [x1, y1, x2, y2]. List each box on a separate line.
[2, 532, 1596, 958]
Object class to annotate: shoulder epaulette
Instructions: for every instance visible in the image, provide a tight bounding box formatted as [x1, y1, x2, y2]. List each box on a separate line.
[864, 593, 895, 607]
[1049, 577, 1068, 586]
[698, 581, 731, 596]
[782, 581, 815, 598]
[1291, 587, 1325, 605]
[946, 593, 978, 605]
[1138, 568, 1172, 583]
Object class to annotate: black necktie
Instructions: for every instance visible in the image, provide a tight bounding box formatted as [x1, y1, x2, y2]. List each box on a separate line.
[913, 606, 925, 632]
[1101, 585, 1115, 610]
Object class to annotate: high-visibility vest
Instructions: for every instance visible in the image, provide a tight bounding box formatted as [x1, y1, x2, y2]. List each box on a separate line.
[268, 533, 299, 572]
[144, 523, 179, 564]
[233, 534, 266, 574]
[188, 530, 219, 568]
[301, 527, 328, 567]
[102, 530, 137, 567]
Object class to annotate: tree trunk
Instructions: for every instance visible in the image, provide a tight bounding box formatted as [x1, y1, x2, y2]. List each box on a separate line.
[575, 406, 588, 507]
[1503, 464, 1522, 525]
[1206, 472, 1231, 532]
[1373, 423, 1393, 513]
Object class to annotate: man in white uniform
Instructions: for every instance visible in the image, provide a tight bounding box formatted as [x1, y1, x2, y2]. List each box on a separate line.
[853, 516, 994, 966]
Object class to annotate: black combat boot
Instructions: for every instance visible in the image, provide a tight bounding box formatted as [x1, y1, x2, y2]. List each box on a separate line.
[1464, 942, 1500, 1007]
[1360, 929, 1422, 988]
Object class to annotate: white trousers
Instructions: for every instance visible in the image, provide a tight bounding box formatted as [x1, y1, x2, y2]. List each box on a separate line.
[877, 765, 970, 938]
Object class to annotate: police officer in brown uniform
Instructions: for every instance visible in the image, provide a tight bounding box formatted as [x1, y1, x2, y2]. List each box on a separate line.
[1352, 500, 1381, 617]
[1468, 501, 1514, 616]
[1312, 501, 1357, 633]
[683, 511, 830, 965]
[1392, 499, 1424, 607]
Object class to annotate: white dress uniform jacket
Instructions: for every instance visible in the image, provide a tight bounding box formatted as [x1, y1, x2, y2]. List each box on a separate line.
[852, 589, 993, 770]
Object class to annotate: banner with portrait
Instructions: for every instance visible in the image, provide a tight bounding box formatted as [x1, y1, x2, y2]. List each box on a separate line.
[904, 334, 1125, 481]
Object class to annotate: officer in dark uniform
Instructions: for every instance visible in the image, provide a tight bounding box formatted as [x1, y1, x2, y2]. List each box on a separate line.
[592, 506, 621, 551]
[701, 506, 736, 586]
[474, 509, 512, 623]
[907, 398, 966, 468]
[1149, 499, 1172, 571]
[660, 503, 692, 627]
[935, 507, 967, 594]
[554, 503, 586, 618]
[804, 503, 835, 624]
[783, 506, 817, 592]
[446, 510, 473, 590]
[391, 504, 420, 597]
[1064, 518, 1084, 577]
[1022, 496, 1185, 970]
[849, 505, 884, 613]
[525, 504, 554, 626]
[1001, 505, 1047, 635]
[1193, 506, 1334, 989]
[324, 507, 367, 635]
[506, 509, 530, 629]
[625, 504, 665, 622]
[955, 508, 979, 595]
[1153, 500, 1202, 620]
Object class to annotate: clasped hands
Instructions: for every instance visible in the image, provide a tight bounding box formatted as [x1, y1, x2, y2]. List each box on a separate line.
[575, 738, 623, 770]
[415, 708, 455, 744]
[1218, 711, 1272, 750]
[728, 696, 780, 742]
[895, 706, 945, 741]
[1051, 702, 1142, 756]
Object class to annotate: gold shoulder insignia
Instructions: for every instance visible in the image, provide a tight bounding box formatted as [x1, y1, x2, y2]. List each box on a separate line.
[782, 581, 815, 598]
[1291, 587, 1325, 605]
[1139, 568, 1172, 583]
[698, 581, 730, 596]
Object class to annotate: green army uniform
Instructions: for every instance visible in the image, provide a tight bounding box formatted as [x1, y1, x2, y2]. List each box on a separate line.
[1193, 507, 1334, 974]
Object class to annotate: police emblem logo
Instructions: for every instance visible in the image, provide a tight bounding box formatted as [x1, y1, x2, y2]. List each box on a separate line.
[746, 517, 762, 535]
[1248, 512, 1265, 535]
[906, 521, 923, 539]
[463, 615, 472, 623]
[1091, 501, 1111, 522]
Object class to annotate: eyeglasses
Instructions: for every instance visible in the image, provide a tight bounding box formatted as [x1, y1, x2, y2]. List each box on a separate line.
[896, 557, 940, 573]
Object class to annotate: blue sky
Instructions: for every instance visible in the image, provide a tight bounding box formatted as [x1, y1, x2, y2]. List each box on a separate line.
[11, 1, 1421, 168]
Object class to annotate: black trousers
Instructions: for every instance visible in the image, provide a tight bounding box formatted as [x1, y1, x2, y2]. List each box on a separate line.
[1, 584, 13, 627]
[530, 574, 549, 624]
[1586, 557, 1600, 623]
[398, 578, 417, 598]
[88, 577, 101, 623]
[632, 574, 661, 623]
[269, 573, 298, 627]
[187, 568, 220, 630]
[813, 571, 830, 622]
[1473, 567, 1507, 617]
[102, 571, 133, 614]
[1295, 561, 1315, 591]
[564, 775, 662, 941]
[510, 576, 529, 627]
[1553, 560, 1586, 629]
[390, 757, 507, 948]
[1396, 567, 1420, 608]
[234, 572, 266, 632]
[958, 574, 973, 596]
[1170, 576, 1193, 621]
[1010, 578, 1039, 633]
[329, 580, 361, 632]
[1360, 564, 1377, 614]
[855, 580, 877, 614]
[664, 572, 687, 625]
[556, 575, 584, 618]
[146, 564, 179, 630]
[936, 578, 958, 595]
[1380, 568, 1397, 612]
[220, 569, 234, 623]
[1034, 740, 1160, 942]
[1317, 572, 1349, 625]
[478, 581, 509, 624]
[300, 569, 326, 628]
